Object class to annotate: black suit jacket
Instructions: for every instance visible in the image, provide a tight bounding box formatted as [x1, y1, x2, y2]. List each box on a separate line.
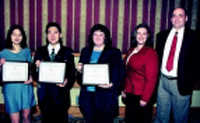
[156, 27, 200, 95]
[33, 45, 76, 109]
[77, 46, 125, 116]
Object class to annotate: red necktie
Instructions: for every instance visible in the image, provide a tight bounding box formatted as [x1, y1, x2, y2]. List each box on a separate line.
[166, 32, 178, 71]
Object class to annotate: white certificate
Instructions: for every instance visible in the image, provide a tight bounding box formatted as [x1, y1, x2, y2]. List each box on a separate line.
[39, 62, 66, 84]
[83, 64, 109, 85]
[3, 62, 29, 82]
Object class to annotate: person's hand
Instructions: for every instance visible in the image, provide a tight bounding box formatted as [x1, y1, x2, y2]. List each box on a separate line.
[0, 58, 5, 65]
[140, 100, 147, 107]
[35, 60, 41, 67]
[56, 78, 68, 87]
[122, 91, 126, 98]
[98, 83, 113, 89]
[77, 63, 83, 72]
[24, 76, 33, 84]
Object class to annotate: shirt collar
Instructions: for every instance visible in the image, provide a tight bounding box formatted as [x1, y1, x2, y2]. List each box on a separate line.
[48, 43, 61, 55]
[171, 27, 185, 35]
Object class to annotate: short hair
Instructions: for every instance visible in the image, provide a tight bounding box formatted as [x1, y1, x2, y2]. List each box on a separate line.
[173, 7, 188, 17]
[131, 23, 153, 48]
[45, 22, 62, 45]
[5, 25, 27, 49]
[87, 24, 112, 48]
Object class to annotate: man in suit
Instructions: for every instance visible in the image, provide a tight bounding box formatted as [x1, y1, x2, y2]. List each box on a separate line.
[155, 8, 200, 123]
[33, 22, 76, 123]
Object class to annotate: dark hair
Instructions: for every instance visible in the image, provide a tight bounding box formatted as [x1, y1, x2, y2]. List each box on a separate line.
[45, 22, 63, 45]
[88, 24, 112, 48]
[131, 23, 153, 47]
[5, 25, 27, 49]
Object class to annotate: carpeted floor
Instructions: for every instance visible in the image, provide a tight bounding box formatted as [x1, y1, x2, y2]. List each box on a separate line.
[1, 108, 200, 123]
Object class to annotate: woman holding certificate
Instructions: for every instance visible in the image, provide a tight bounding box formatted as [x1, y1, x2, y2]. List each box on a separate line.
[77, 24, 125, 123]
[33, 22, 76, 123]
[122, 23, 159, 123]
[0, 25, 35, 123]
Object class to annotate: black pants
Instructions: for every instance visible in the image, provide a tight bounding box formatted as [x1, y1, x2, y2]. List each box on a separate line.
[39, 99, 69, 123]
[37, 84, 70, 123]
[40, 108, 68, 123]
[38, 92, 69, 122]
[80, 92, 114, 123]
[125, 93, 154, 123]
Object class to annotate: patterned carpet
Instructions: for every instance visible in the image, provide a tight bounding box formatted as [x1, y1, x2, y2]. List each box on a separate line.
[1, 108, 200, 123]
[0, 114, 126, 123]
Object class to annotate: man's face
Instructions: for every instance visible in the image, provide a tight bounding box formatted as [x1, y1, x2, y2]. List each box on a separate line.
[47, 27, 62, 45]
[171, 8, 188, 30]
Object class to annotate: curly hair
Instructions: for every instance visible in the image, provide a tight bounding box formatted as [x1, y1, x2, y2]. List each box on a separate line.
[87, 24, 112, 48]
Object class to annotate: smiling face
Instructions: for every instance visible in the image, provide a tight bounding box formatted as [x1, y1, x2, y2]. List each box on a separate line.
[136, 27, 149, 46]
[47, 26, 62, 45]
[93, 30, 105, 47]
[171, 8, 188, 30]
[11, 29, 23, 45]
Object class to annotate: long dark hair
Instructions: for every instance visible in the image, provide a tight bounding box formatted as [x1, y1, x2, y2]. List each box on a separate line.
[45, 22, 63, 45]
[87, 24, 112, 48]
[5, 25, 27, 49]
[131, 23, 153, 48]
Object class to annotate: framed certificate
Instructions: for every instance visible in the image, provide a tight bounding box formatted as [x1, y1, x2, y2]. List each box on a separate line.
[39, 62, 66, 84]
[83, 64, 109, 85]
[2, 61, 29, 82]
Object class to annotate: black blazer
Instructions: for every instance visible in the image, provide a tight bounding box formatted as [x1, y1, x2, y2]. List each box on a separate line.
[156, 27, 200, 95]
[77, 46, 125, 116]
[33, 45, 76, 109]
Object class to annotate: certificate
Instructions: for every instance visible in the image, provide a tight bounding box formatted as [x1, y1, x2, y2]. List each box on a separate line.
[39, 62, 66, 84]
[2, 62, 29, 82]
[83, 64, 109, 85]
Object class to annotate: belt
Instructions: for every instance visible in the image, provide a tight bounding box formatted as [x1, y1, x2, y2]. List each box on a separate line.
[161, 73, 178, 80]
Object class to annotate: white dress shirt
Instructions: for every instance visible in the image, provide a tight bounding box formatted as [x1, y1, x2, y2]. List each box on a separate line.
[48, 43, 61, 56]
[161, 27, 185, 77]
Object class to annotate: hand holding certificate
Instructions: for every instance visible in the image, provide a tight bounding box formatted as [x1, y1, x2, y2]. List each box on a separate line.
[39, 62, 66, 84]
[98, 83, 113, 88]
[83, 64, 110, 85]
[2, 62, 29, 82]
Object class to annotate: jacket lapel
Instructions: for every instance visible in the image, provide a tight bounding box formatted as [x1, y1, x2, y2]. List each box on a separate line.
[44, 46, 51, 61]
[54, 46, 63, 61]
[178, 28, 191, 64]
[97, 47, 111, 63]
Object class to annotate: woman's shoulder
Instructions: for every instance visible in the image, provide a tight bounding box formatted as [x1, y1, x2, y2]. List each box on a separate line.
[0, 49, 9, 53]
[20, 48, 31, 55]
[0, 48, 10, 53]
[144, 47, 156, 52]
[81, 46, 90, 50]
[106, 47, 121, 53]
[80, 46, 91, 53]
[23, 47, 31, 52]
[0, 49, 11, 55]
[143, 47, 158, 57]
[111, 47, 120, 51]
